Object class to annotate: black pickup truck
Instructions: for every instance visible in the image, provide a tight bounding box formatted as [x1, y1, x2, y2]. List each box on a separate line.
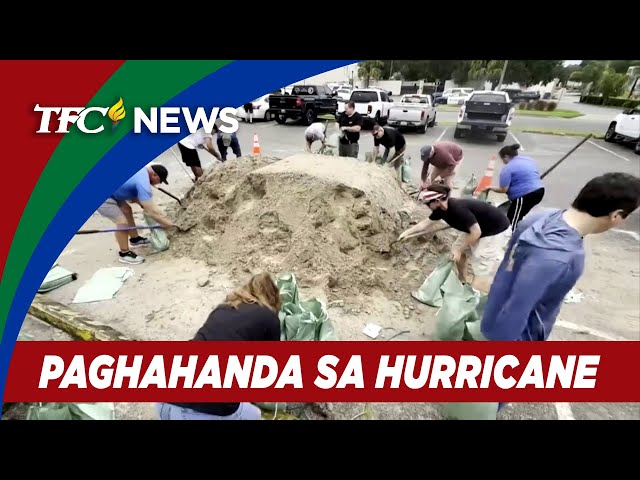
[268, 84, 339, 125]
[454, 91, 515, 142]
[501, 88, 541, 104]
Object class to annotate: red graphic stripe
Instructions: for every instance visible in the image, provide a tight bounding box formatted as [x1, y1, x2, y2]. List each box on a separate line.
[0, 60, 124, 279]
[5, 341, 639, 403]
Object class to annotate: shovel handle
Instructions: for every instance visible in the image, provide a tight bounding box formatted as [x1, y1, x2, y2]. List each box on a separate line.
[76, 225, 165, 235]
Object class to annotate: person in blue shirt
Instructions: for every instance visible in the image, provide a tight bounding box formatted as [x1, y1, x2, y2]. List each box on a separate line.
[480, 144, 545, 231]
[481, 172, 640, 343]
[97, 164, 175, 265]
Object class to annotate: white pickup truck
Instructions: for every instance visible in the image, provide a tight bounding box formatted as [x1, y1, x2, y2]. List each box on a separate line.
[387, 94, 437, 133]
[604, 106, 640, 154]
[338, 88, 394, 125]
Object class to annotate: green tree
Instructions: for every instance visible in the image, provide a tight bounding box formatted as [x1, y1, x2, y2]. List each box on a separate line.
[468, 60, 505, 83]
[358, 60, 385, 86]
[597, 69, 628, 98]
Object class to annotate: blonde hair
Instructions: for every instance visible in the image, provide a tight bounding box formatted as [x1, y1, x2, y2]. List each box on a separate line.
[223, 272, 281, 313]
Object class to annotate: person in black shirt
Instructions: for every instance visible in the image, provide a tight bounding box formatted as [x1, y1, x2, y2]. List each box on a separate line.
[243, 102, 254, 123]
[337, 101, 363, 158]
[157, 272, 282, 420]
[371, 124, 407, 184]
[398, 184, 510, 293]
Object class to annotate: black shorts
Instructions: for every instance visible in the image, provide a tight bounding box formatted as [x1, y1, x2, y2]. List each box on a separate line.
[178, 142, 201, 168]
[508, 187, 545, 230]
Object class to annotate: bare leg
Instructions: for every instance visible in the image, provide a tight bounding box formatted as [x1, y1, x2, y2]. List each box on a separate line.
[118, 202, 140, 239]
[191, 166, 203, 179]
[456, 251, 468, 284]
[113, 216, 130, 251]
[471, 275, 492, 294]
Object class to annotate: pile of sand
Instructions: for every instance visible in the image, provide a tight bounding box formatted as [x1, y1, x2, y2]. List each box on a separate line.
[170, 154, 454, 302]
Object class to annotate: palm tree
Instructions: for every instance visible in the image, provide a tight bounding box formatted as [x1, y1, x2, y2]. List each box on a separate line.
[358, 60, 385, 87]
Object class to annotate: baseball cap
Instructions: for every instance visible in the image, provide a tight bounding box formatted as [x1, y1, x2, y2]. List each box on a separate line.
[417, 189, 444, 204]
[420, 145, 433, 161]
[151, 164, 169, 184]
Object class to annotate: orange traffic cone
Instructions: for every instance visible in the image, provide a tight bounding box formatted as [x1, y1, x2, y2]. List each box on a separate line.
[473, 155, 496, 197]
[252, 133, 261, 155]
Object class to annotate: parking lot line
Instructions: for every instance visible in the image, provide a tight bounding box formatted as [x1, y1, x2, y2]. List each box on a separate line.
[587, 140, 630, 162]
[611, 229, 640, 241]
[436, 128, 448, 142]
[509, 131, 525, 150]
[555, 320, 626, 341]
[554, 403, 575, 420]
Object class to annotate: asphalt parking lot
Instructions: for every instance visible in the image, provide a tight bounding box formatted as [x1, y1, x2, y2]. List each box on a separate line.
[205, 117, 639, 234]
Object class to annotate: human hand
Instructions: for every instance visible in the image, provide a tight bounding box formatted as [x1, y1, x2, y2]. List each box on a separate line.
[450, 248, 462, 263]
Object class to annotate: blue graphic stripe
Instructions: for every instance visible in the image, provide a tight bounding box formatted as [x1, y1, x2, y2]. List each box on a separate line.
[0, 60, 358, 407]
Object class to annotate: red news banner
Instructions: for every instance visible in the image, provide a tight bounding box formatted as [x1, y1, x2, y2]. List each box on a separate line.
[5, 341, 639, 403]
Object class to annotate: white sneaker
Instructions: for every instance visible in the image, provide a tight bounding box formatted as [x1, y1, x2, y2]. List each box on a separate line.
[118, 251, 144, 265]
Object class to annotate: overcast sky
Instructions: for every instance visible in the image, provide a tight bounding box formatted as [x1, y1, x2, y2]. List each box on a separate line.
[563, 60, 582, 66]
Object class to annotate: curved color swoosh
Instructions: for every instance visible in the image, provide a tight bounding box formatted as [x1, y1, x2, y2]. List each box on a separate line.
[0, 59, 358, 408]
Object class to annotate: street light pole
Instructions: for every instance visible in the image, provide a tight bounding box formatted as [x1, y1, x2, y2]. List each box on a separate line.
[496, 60, 509, 90]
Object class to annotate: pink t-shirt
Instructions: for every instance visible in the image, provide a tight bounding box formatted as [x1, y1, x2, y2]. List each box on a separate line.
[429, 142, 463, 169]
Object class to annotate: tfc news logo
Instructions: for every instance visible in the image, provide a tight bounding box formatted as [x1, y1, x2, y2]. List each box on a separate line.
[34, 98, 240, 134]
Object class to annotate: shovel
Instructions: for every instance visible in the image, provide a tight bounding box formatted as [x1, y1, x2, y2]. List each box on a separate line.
[76, 221, 196, 235]
[157, 187, 185, 208]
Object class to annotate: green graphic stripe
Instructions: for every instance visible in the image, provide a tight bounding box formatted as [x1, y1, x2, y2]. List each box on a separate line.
[0, 60, 231, 340]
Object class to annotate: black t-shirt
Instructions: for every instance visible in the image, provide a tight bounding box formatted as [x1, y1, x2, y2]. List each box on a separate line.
[338, 111, 364, 144]
[171, 303, 281, 416]
[374, 126, 406, 151]
[429, 198, 509, 237]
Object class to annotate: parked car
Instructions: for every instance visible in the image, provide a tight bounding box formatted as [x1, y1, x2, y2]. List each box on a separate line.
[337, 88, 394, 126]
[268, 84, 338, 125]
[454, 90, 515, 142]
[432, 91, 446, 105]
[369, 86, 394, 96]
[387, 94, 437, 133]
[501, 88, 541, 103]
[236, 93, 277, 121]
[447, 88, 474, 105]
[335, 87, 352, 100]
[604, 106, 640, 154]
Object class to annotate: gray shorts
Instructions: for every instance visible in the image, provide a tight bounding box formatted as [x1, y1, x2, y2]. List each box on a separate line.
[97, 198, 125, 222]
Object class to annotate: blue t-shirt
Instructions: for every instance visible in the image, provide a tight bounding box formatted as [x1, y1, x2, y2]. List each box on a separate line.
[499, 155, 544, 201]
[111, 168, 153, 202]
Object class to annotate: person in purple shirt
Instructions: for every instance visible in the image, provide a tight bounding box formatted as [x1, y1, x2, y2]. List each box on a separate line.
[481, 144, 545, 230]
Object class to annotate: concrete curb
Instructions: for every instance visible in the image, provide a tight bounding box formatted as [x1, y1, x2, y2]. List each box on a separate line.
[29, 294, 132, 341]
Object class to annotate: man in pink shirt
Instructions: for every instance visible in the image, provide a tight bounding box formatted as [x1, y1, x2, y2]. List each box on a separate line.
[420, 142, 464, 189]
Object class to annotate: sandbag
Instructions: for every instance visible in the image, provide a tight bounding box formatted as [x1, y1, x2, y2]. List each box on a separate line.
[444, 402, 499, 420]
[462, 174, 478, 197]
[27, 402, 115, 420]
[144, 213, 170, 252]
[401, 156, 413, 184]
[276, 273, 336, 341]
[38, 264, 77, 293]
[411, 258, 457, 308]
[435, 279, 490, 341]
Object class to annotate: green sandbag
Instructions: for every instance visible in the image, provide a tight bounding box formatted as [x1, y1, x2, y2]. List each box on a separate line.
[27, 402, 115, 420]
[462, 174, 478, 197]
[276, 273, 299, 305]
[435, 280, 481, 341]
[276, 272, 336, 341]
[401, 157, 413, 183]
[253, 401, 287, 412]
[443, 294, 496, 419]
[411, 259, 456, 308]
[144, 213, 170, 252]
[444, 402, 499, 420]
